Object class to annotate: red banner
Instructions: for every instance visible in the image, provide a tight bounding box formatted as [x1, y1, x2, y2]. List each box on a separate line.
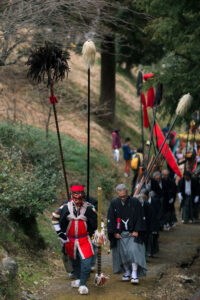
[141, 93, 150, 128]
[153, 123, 182, 178]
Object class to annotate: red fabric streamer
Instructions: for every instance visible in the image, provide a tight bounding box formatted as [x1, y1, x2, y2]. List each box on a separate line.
[141, 93, 149, 128]
[147, 87, 155, 108]
[70, 185, 85, 192]
[143, 73, 154, 81]
[153, 123, 182, 178]
[141, 93, 146, 105]
[49, 95, 59, 104]
[143, 105, 150, 128]
[142, 73, 155, 108]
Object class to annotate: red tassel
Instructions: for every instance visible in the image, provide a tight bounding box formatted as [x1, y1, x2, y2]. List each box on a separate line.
[143, 105, 149, 128]
[147, 87, 155, 108]
[49, 95, 59, 104]
[116, 218, 121, 230]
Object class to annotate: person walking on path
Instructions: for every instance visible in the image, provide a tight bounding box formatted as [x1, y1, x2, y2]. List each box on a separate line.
[112, 128, 122, 162]
[122, 137, 134, 177]
[107, 184, 147, 284]
[178, 171, 199, 223]
[52, 184, 97, 295]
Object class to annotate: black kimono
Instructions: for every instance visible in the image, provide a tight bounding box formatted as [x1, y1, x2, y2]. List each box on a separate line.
[145, 196, 161, 256]
[107, 196, 147, 276]
[164, 178, 177, 225]
[107, 196, 146, 248]
[59, 201, 97, 237]
[149, 178, 169, 228]
[178, 177, 199, 222]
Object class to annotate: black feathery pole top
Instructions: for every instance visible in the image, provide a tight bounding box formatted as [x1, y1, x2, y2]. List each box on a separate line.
[26, 42, 70, 86]
[26, 42, 70, 199]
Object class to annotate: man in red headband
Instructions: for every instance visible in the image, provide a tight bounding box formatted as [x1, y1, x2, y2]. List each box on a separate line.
[52, 183, 97, 295]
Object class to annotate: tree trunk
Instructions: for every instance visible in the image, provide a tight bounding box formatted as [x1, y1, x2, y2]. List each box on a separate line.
[100, 35, 116, 124]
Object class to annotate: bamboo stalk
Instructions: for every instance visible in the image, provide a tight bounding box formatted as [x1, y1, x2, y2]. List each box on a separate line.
[97, 187, 102, 233]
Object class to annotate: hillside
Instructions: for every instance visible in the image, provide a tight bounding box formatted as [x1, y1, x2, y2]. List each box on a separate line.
[0, 51, 143, 156]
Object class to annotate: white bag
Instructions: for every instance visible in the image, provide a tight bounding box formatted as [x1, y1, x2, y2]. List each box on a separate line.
[114, 149, 120, 162]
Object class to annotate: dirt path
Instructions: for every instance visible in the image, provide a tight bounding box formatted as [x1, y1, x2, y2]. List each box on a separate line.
[39, 216, 200, 300]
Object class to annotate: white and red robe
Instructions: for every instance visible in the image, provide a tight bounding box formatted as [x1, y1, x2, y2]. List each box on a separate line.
[65, 201, 94, 259]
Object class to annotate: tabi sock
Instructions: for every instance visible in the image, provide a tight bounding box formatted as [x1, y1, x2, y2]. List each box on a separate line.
[123, 264, 131, 276]
[132, 263, 138, 278]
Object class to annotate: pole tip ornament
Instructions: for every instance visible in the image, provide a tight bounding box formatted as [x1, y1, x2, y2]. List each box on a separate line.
[26, 42, 70, 86]
[176, 93, 193, 116]
[82, 40, 96, 68]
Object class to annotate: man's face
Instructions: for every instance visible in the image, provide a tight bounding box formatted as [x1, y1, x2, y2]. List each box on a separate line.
[117, 190, 128, 202]
[141, 193, 148, 201]
[155, 174, 161, 182]
[162, 171, 169, 179]
[72, 192, 84, 207]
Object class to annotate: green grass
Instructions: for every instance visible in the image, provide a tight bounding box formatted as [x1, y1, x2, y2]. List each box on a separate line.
[0, 121, 115, 200]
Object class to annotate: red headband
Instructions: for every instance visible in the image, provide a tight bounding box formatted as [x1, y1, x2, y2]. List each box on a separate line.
[71, 185, 85, 192]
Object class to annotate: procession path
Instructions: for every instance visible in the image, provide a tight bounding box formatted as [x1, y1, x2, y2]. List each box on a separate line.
[40, 218, 200, 300]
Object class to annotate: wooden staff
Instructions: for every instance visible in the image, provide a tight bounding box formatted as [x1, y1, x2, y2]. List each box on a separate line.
[97, 187, 102, 276]
[26, 43, 70, 199]
[50, 81, 70, 199]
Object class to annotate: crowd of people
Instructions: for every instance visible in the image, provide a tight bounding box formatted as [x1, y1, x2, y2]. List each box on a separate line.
[50, 126, 200, 295]
[108, 127, 200, 285]
[51, 166, 199, 294]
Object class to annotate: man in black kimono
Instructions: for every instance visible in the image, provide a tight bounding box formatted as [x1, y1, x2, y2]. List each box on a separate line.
[147, 171, 174, 230]
[178, 171, 199, 223]
[107, 184, 146, 284]
[141, 189, 160, 257]
[162, 169, 177, 227]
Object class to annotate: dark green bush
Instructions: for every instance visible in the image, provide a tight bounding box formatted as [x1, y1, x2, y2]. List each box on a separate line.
[0, 145, 60, 216]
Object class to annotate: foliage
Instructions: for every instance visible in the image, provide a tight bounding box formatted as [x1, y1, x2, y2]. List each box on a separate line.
[0, 276, 19, 300]
[0, 145, 60, 218]
[116, 3, 164, 72]
[0, 121, 115, 210]
[137, 0, 200, 123]
[0, 122, 61, 222]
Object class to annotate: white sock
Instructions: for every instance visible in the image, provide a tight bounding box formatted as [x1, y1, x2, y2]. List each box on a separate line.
[123, 263, 130, 276]
[132, 263, 138, 278]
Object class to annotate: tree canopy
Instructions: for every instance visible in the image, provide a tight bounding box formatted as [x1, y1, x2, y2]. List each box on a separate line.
[138, 0, 200, 122]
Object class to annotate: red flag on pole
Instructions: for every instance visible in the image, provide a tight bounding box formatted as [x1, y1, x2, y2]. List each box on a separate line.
[143, 73, 155, 108]
[141, 93, 149, 128]
[143, 105, 150, 128]
[153, 123, 182, 178]
[147, 87, 155, 108]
